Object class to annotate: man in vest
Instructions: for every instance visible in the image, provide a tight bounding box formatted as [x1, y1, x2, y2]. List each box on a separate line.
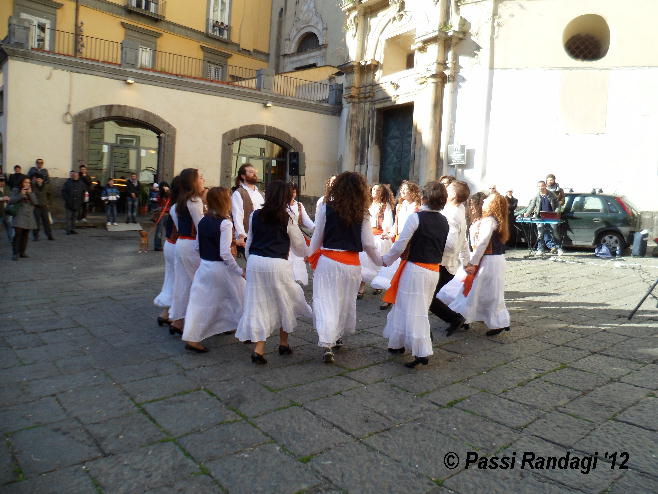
[231, 163, 265, 248]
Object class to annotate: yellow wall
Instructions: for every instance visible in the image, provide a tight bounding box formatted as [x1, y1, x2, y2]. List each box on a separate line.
[0, 1, 13, 41]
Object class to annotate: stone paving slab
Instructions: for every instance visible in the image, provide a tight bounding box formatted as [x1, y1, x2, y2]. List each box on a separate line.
[1, 229, 657, 492]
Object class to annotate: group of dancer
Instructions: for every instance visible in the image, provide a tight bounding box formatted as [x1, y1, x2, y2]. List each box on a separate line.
[153, 166, 510, 368]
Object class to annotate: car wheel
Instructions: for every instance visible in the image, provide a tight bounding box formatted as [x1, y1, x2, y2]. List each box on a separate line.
[598, 231, 624, 251]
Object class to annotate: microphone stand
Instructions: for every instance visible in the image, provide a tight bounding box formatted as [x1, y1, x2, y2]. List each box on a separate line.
[628, 278, 658, 320]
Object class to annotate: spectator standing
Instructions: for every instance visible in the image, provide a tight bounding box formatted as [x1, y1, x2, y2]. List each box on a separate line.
[0, 175, 12, 243]
[546, 174, 565, 206]
[9, 177, 38, 260]
[149, 183, 160, 212]
[62, 170, 85, 235]
[78, 165, 92, 222]
[153, 181, 170, 251]
[522, 180, 561, 255]
[125, 173, 140, 223]
[8, 165, 27, 190]
[28, 159, 49, 183]
[505, 189, 518, 247]
[101, 178, 120, 226]
[32, 173, 54, 241]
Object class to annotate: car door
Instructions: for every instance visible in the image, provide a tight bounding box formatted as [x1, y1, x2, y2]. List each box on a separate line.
[565, 195, 607, 245]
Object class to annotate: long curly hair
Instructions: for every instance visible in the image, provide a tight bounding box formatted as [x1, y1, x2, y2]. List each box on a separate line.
[372, 184, 395, 209]
[466, 192, 487, 226]
[483, 193, 510, 243]
[327, 172, 370, 227]
[398, 180, 421, 206]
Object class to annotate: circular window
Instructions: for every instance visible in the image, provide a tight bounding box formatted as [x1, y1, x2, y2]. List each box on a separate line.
[563, 14, 610, 61]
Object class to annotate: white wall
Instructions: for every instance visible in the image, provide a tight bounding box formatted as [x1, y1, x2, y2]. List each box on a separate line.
[4, 59, 340, 197]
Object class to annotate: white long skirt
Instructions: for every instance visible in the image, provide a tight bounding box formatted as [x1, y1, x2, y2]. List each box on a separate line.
[383, 263, 439, 358]
[360, 236, 392, 283]
[153, 240, 176, 308]
[437, 255, 510, 329]
[371, 258, 400, 290]
[313, 256, 362, 347]
[236, 255, 312, 342]
[289, 251, 309, 285]
[183, 260, 246, 343]
[168, 239, 200, 321]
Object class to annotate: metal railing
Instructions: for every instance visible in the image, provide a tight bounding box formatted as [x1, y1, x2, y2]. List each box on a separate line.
[273, 74, 331, 103]
[208, 20, 230, 40]
[127, 0, 166, 19]
[9, 24, 338, 104]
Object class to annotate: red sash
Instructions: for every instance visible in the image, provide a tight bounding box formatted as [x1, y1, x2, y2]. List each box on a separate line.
[462, 266, 480, 296]
[382, 261, 440, 304]
[309, 249, 360, 270]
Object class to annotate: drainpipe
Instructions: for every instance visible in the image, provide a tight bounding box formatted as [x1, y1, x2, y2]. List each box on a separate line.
[74, 0, 81, 56]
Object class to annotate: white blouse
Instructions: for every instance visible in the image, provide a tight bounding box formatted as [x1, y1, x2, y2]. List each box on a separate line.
[218, 219, 243, 277]
[368, 202, 394, 234]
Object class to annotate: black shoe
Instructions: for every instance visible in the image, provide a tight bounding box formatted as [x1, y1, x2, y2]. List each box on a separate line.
[278, 345, 293, 355]
[372, 289, 382, 295]
[486, 327, 510, 337]
[356, 290, 365, 300]
[185, 343, 209, 353]
[19, 254, 29, 258]
[157, 317, 170, 327]
[404, 357, 429, 368]
[243, 340, 252, 344]
[463, 323, 470, 330]
[251, 352, 268, 364]
[445, 315, 466, 336]
[332, 338, 344, 350]
[48, 236, 54, 240]
[323, 350, 335, 363]
[380, 302, 392, 311]
[388, 347, 405, 354]
[70, 230, 79, 234]
[169, 326, 183, 336]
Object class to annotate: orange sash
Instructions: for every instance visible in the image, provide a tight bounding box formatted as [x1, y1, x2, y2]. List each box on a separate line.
[462, 266, 480, 296]
[372, 227, 383, 236]
[382, 260, 440, 304]
[309, 249, 360, 270]
[178, 236, 195, 240]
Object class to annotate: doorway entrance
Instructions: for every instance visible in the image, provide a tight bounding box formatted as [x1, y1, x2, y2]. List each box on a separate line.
[231, 137, 289, 188]
[379, 104, 413, 192]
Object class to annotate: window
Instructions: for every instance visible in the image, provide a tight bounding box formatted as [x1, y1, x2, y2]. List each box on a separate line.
[207, 62, 224, 81]
[138, 46, 153, 68]
[20, 13, 51, 50]
[563, 15, 610, 61]
[382, 31, 415, 76]
[208, 0, 231, 38]
[573, 196, 605, 213]
[296, 33, 320, 53]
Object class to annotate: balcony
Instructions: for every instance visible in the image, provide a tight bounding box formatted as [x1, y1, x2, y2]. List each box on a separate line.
[126, 0, 166, 21]
[3, 24, 340, 108]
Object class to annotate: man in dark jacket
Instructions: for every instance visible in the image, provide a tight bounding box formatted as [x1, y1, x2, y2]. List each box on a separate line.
[0, 175, 12, 243]
[62, 170, 85, 235]
[505, 189, 518, 247]
[78, 164, 93, 222]
[28, 159, 49, 183]
[8, 165, 27, 189]
[125, 173, 140, 223]
[522, 180, 562, 255]
[32, 173, 54, 241]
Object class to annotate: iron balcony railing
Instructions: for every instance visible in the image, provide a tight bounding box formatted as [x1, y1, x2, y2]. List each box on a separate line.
[273, 74, 331, 103]
[127, 0, 166, 19]
[12, 25, 336, 103]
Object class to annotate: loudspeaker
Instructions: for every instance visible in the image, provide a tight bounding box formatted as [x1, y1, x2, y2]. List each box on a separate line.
[289, 152, 300, 176]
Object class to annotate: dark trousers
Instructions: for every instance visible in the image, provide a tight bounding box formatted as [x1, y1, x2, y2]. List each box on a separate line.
[1, 215, 12, 242]
[65, 208, 79, 233]
[106, 202, 117, 223]
[126, 197, 138, 223]
[33, 207, 52, 239]
[78, 202, 88, 220]
[12, 227, 29, 256]
[429, 266, 462, 324]
[153, 219, 163, 250]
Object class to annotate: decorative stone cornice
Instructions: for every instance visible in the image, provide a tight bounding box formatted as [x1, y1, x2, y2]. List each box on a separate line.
[200, 45, 232, 60]
[121, 21, 162, 38]
[18, 0, 63, 9]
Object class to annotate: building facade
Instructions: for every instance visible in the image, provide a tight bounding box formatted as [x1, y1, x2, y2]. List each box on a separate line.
[0, 0, 340, 198]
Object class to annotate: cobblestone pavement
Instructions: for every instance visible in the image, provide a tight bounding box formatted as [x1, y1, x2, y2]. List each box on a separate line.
[1, 226, 657, 493]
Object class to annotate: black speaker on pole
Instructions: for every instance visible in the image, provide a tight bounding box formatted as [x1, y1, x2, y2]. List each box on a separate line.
[288, 151, 300, 176]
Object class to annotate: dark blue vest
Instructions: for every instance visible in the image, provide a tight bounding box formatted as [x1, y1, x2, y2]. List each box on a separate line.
[249, 210, 290, 259]
[198, 216, 224, 262]
[406, 211, 449, 264]
[322, 204, 363, 252]
[177, 206, 195, 237]
[485, 231, 506, 255]
[164, 215, 174, 239]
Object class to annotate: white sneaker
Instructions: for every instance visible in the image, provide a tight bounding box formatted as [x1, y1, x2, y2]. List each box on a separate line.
[535, 249, 546, 255]
[557, 248, 564, 256]
[106, 222, 111, 226]
[81, 218, 88, 223]
[112, 222, 118, 226]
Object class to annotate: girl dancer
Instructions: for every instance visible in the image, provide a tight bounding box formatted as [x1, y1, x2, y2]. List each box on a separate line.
[168, 168, 204, 335]
[236, 180, 312, 364]
[437, 193, 511, 336]
[381, 181, 450, 368]
[371, 181, 421, 308]
[183, 187, 245, 353]
[153, 177, 180, 327]
[308, 171, 382, 363]
[358, 184, 394, 298]
[288, 182, 314, 285]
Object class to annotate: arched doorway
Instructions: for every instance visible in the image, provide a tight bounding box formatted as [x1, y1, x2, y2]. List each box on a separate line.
[220, 125, 304, 189]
